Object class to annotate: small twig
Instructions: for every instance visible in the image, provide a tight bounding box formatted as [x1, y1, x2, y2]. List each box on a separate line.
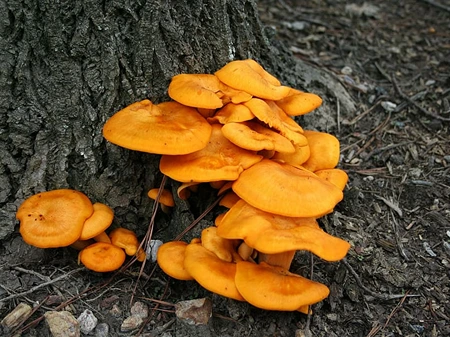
[364, 141, 413, 161]
[174, 195, 223, 241]
[418, 0, 450, 12]
[392, 75, 450, 122]
[0, 267, 85, 303]
[343, 259, 417, 300]
[365, 291, 410, 337]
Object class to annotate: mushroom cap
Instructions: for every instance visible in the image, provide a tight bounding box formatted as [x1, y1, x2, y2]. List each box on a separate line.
[301, 130, 340, 172]
[177, 182, 199, 200]
[207, 103, 255, 124]
[109, 228, 140, 256]
[184, 242, 245, 301]
[147, 188, 175, 207]
[17, 189, 94, 248]
[215, 59, 291, 100]
[219, 191, 241, 209]
[314, 168, 348, 191]
[200, 227, 239, 263]
[79, 242, 126, 272]
[221, 121, 295, 153]
[218, 200, 351, 261]
[159, 124, 263, 183]
[275, 89, 323, 116]
[271, 141, 311, 167]
[103, 99, 212, 155]
[243, 98, 307, 146]
[232, 159, 343, 217]
[79, 203, 114, 241]
[234, 261, 330, 311]
[168, 74, 224, 109]
[157, 241, 193, 280]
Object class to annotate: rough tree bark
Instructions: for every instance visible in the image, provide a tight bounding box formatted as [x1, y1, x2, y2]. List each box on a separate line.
[0, 0, 355, 243]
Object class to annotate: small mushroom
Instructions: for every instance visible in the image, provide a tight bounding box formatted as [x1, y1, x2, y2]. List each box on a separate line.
[16, 189, 94, 248]
[109, 228, 140, 256]
[79, 242, 126, 272]
[147, 188, 175, 213]
[79, 203, 114, 241]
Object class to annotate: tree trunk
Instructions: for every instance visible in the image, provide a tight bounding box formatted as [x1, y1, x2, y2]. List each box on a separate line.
[0, 0, 355, 241]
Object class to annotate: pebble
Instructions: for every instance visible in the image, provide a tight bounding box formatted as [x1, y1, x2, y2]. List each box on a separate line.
[175, 298, 212, 326]
[109, 304, 122, 318]
[77, 309, 98, 334]
[121, 315, 143, 332]
[120, 301, 149, 332]
[130, 301, 149, 318]
[94, 322, 109, 337]
[1, 302, 32, 330]
[381, 101, 397, 112]
[44, 311, 80, 337]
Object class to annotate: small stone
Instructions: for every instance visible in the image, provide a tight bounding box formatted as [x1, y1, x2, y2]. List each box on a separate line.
[77, 309, 98, 334]
[175, 298, 212, 326]
[109, 304, 122, 318]
[120, 315, 143, 332]
[381, 101, 397, 112]
[1, 302, 32, 330]
[44, 311, 80, 337]
[340, 66, 353, 75]
[130, 301, 149, 319]
[94, 322, 109, 337]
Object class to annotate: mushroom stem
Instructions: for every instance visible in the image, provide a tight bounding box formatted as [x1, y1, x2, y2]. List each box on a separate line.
[258, 251, 296, 270]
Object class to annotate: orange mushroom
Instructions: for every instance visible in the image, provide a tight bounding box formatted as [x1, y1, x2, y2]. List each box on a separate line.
[168, 74, 252, 109]
[79, 242, 126, 272]
[159, 124, 263, 183]
[109, 228, 140, 256]
[275, 88, 323, 116]
[103, 99, 212, 155]
[17, 189, 94, 248]
[215, 59, 291, 100]
[157, 241, 193, 281]
[200, 227, 239, 262]
[218, 200, 350, 262]
[221, 121, 295, 153]
[207, 103, 255, 124]
[314, 168, 349, 191]
[232, 159, 343, 217]
[301, 130, 340, 172]
[234, 261, 330, 311]
[242, 98, 307, 146]
[147, 188, 175, 213]
[183, 242, 245, 301]
[79, 203, 114, 241]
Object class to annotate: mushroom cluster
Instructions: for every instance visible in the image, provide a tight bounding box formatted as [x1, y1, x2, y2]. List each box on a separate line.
[102, 59, 350, 312]
[16, 189, 145, 272]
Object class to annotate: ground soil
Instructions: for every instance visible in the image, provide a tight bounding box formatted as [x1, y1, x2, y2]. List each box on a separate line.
[1, 0, 449, 336]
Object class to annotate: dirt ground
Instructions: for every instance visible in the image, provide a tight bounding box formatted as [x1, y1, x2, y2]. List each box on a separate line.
[1, 0, 449, 336]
